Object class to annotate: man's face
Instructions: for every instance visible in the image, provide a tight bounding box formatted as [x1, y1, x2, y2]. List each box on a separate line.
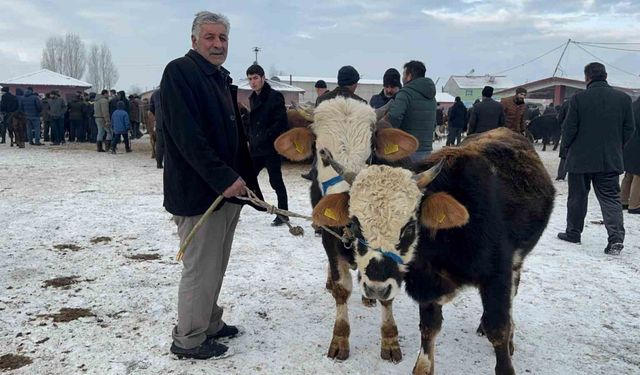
[516, 92, 526, 101]
[383, 86, 399, 97]
[402, 69, 412, 85]
[315, 87, 327, 96]
[191, 23, 228, 66]
[247, 74, 265, 92]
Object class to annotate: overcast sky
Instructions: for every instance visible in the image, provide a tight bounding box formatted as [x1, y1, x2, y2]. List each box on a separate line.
[1, 0, 639, 92]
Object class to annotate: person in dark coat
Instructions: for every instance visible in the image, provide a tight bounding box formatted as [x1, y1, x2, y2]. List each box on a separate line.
[160, 11, 262, 361]
[67, 92, 86, 142]
[468, 86, 505, 134]
[48, 91, 67, 145]
[316, 65, 367, 105]
[313, 80, 329, 106]
[109, 101, 131, 153]
[388, 60, 437, 161]
[86, 93, 97, 143]
[369, 68, 401, 109]
[621, 97, 640, 214]
[1, 86, 19, 144]
[19, 88, 43, 145]
[557, 62, 635, 255]
[555, 98, 571, 180]
[245, 64, 290, 226]
[446, 96, 467, 145]
[41, 93, 51, 142]
[150, 89, 164, 168]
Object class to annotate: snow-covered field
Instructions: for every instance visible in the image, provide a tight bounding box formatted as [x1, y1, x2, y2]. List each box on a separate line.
[0, 139, 638, 375]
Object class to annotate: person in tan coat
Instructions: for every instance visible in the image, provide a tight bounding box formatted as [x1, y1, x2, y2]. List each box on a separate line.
[501, 87, 528, 133]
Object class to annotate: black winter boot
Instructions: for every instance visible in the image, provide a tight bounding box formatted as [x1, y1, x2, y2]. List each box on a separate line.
[97, 142, 105, 152]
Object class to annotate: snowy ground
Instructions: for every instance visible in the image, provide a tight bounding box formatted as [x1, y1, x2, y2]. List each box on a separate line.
[0, 138, 638, 375]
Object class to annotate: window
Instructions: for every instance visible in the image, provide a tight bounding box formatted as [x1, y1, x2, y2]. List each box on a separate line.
[465, 89, 473, 96]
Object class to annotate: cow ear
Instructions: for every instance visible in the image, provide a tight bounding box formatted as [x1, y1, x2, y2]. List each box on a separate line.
[419, 192, 469, 230]
[312, 192, 350, 227]
[374, 128, 419, 161]
[274, 127, 315, 161]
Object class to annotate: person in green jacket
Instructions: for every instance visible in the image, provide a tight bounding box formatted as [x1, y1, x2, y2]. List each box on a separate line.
[388, 60, 437, 163]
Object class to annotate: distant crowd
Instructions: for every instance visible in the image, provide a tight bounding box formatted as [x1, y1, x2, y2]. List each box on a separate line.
[0, 87, 150, 153]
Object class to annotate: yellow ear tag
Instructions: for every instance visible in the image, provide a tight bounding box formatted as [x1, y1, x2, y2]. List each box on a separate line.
[384, 143, 399, 155]
[437, 213, 446, 224]
[294, 141, 304, 154]
[324, 208, 338, 221]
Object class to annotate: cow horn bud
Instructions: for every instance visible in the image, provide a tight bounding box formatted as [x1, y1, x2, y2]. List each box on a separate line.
[414, 159, 445, 188]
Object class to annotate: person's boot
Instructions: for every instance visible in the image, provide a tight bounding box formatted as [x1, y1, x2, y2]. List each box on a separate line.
[157, 161, 163, 169]
[110, 146, 117, 154]
[104, 141, 110, 151]
[125, 146, 132, 153]
[557, 232, 580, 244]
[170, 337, 233, 360]
[604, 242, 623, 255]
[271, 216, 289, 227]
[97, 142, 105, 152]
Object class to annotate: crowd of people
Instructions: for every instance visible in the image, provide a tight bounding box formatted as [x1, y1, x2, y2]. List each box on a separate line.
[0, 86, 148, 152]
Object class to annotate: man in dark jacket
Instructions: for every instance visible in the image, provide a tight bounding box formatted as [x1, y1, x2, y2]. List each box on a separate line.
[41, 93, 51, 142]
[555, 98, 571, 180]
[388, 60, 437, 162]
[19, 88, 43, 145]
[313, 80, 329, 106]
[370, 68, 401, 109]
[621, 97, 640, 214]
[246, 64, 289, 226]
[48, 91, 66, 145]
[1, 86, 19, 144]
[67, 92, 86, 142]
[557, 63, 635, 255]
[468, 86, 505, 135]
[161, 11, 262, 360]
[316, 65, 367, 105]
[149, 89, 164, 168]
[446, 96, 467, 146]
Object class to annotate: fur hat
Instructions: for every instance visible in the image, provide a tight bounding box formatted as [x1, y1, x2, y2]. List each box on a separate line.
[314, 80, 327, 89]
[1, 86, 9, 93]
[337, 65, 360, 86]
[383, 68, 401, 88]
[482, 86, 494, 98]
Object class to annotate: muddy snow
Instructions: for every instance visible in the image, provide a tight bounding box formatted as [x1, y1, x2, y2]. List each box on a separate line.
[0, 139, 638, 374]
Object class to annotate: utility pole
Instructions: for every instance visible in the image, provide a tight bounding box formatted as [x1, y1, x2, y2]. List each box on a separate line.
[252, 46, 261, 65]
[553, 39, 571, 77]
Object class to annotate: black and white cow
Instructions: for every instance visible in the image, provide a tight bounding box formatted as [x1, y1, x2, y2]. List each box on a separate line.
[313, 128, 555, 374]
[275, 97, 418, 362]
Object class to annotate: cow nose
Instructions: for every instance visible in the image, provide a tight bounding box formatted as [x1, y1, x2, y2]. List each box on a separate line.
[363, 283, 392, 300]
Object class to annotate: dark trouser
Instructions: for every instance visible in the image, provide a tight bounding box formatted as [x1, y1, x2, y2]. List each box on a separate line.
[51, 118, 65, 144]
[566, 172, 625, 244]
[156, 128, 165, 166]
[111, 133, 130, 151]
[0, 113, 8, 142]
[446, 127, 463, 146]
[252, 154, 288, 210]
[43, 120, 51, 141]
[131, 121, 142, 138]
[70, 119, 84, 142]
[26, 117, 41, 144]
[88, 118, 97, 143]
[556, 158, 567, 180]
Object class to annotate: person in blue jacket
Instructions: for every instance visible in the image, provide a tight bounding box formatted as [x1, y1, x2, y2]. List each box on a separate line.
[110, 101, 131, 154]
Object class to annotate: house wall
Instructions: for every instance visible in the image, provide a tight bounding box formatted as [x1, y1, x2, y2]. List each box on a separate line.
[280, 80, 383, 105]
[236, 90, 300, 110]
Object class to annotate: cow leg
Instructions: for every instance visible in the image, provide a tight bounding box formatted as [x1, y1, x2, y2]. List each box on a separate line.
[479, 281, 515, 375]
[327, 256, 352, 360]
[325, 264, 333, 291]
[412, 303, 442, 375]
[508, 264, 523, 356]
[380, 299, 402, 362]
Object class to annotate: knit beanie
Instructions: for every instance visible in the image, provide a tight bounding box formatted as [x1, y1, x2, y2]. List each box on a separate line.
[337, 66, 360, 86]
[382, 68, 402, 88]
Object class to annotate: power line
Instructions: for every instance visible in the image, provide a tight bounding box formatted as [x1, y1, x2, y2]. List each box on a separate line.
[490, 42, 567, 75]
[573, 41, 640, 45]
[574, 42, 640, 53]
[572, 43, 639, 77]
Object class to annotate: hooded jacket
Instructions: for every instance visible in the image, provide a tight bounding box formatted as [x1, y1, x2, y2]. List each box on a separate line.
[19, 89, 42, 118]
[388, 77, 437, 153]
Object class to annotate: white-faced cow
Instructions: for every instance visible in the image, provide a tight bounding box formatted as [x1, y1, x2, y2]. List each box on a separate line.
[313, 128, 555, 374]
[275, 97, 419, 362]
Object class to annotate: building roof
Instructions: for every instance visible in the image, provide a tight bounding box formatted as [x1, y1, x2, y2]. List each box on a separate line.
[435, 92, 456, 103]
[276, 75, 383, 86]
[448, 75, 514, 89]
[236, 78, 305, 93]
[494, 76, 639, 97]
[0, 69, 91, 88]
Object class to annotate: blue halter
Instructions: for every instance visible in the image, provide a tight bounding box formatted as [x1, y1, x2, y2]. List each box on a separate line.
[355, 238, 404, 265]
[321, 175, 345, 195]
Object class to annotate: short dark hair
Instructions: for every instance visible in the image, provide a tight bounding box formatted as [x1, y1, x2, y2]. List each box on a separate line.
[246, 64, 265, 77]
[403, 60, 426, 79]
[455, 96, 461, 102]
[584, 62, 607, 81]
[101, 89, 109, 95]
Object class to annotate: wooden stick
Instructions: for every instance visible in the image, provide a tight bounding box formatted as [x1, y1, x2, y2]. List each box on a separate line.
[175, 195, 225, 261]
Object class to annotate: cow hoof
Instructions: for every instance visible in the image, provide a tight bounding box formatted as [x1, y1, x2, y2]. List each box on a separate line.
[476, 322, 485, 336]
[362, 296, 377, 307]
[380, 342, 402, 363]
[496, 365, 516, 375]
[327, 337, 349, 361]
[325, 279, 333, 291]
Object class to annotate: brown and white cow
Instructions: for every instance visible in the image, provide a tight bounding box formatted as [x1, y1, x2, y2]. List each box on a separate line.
[275, 97, 418, 362]
[313, 128, 555, 374]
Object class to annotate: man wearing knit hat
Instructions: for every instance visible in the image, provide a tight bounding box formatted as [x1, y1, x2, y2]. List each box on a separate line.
[468, 85, 505, 134]
[316, 65, 367, 105]
[370, 68, 402, 109]
[501, 87, 528, 133]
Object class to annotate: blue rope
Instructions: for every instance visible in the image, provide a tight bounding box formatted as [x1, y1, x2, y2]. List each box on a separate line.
[356, 238, 404, 265]
[321, 175, 345, 195]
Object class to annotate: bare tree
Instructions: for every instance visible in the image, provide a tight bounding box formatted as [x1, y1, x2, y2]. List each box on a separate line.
[129, 84, 142, 95]
[40, 32, 86, 79]
[85, 43, 119, 90]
